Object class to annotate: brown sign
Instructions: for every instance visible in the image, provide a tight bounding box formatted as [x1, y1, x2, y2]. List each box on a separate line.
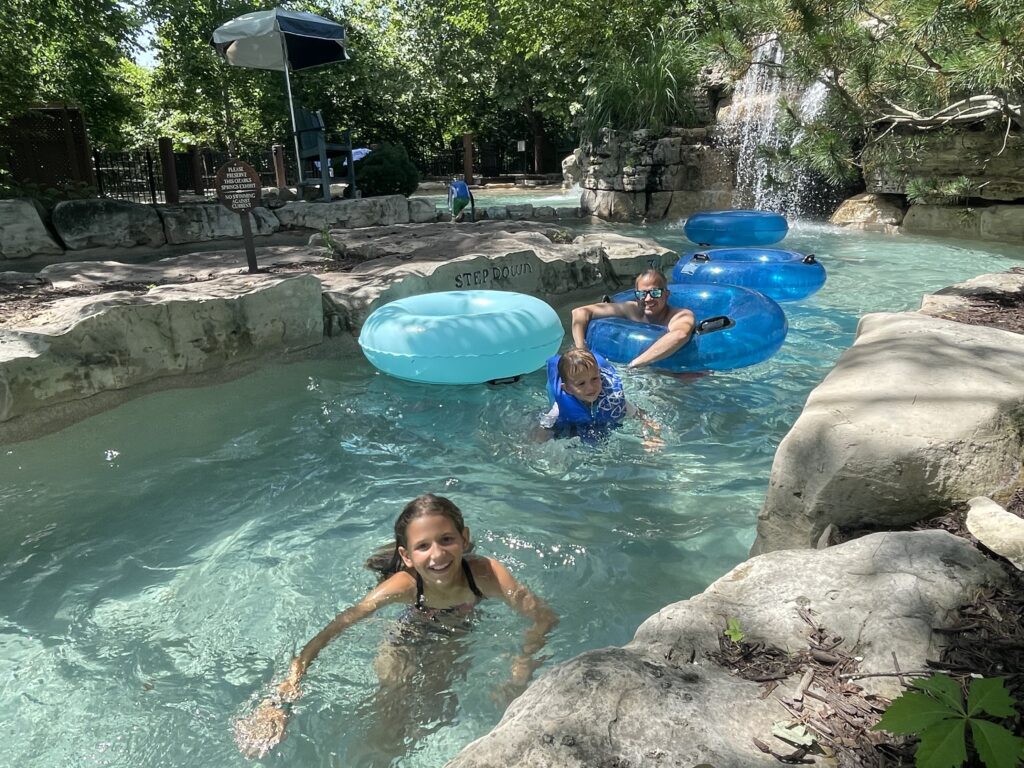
[215, 160, 262, 213]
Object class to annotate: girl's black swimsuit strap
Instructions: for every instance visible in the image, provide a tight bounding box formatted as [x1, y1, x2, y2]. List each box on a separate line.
[414, 559, 483, 608]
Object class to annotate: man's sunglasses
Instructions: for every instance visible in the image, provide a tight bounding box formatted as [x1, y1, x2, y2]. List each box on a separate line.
[634, 288, 664, 300]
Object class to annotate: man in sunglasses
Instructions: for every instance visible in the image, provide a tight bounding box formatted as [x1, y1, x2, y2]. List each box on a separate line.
[570, 269, 695, 369]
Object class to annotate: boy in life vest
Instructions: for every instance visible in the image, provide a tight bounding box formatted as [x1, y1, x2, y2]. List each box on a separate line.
[539, 348, 662, 449]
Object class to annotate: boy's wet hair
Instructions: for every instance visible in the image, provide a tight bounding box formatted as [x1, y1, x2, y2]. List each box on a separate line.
[365, 493, 474, 580]
[558, 348, 600, 381]
[634, 268, 668, 291]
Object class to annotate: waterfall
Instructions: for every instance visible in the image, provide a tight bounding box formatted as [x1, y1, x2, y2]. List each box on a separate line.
[720, 38, 830, 218]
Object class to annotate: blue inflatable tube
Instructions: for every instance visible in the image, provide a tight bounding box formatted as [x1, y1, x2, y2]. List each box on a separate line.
[585, 284, 787, 372]
[684, 210, 789, 246]
[359, 290, 563, 384]
[671, 248, 826, 302]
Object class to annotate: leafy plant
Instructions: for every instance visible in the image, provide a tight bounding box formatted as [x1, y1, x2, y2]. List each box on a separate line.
[905, 176, 978, 206]
[353, 143, 420, 197]
[724, 618, 745, 643]
[873, 674, 1024, 768]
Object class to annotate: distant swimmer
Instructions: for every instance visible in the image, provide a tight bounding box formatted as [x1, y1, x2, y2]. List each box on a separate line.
[448, 178, 475, 222]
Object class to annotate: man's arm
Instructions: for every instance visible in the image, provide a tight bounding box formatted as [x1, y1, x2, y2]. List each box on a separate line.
[627, 308, 695, 368]
[570, 302, 634, 348]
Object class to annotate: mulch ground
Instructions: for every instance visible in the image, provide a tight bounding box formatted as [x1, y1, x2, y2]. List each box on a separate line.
[933, 265, 1024, 334]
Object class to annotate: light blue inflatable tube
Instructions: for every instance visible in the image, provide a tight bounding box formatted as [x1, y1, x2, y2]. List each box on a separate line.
[684, 210, 789, 246]
[359, 290, 564, 384]
[585, 284, 787, 372]
[671, 247, 826, 302]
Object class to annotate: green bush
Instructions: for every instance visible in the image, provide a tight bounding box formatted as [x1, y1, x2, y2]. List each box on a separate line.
[353, 143, 419, 197]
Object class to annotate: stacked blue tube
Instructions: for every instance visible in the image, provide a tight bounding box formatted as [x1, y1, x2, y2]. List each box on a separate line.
[679, 210, 826, 302]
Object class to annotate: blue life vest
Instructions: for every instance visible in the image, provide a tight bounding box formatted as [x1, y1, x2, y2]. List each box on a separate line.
[449, 180, 470, 200]
[545, 352, 627, 435]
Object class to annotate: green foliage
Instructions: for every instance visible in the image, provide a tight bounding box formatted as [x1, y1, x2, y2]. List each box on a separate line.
[2, 0, 144, 147]
[578, 20, 704, 139]
[905, 176, 976, 205]
[724, 618, 745, 643]
[873, 674, 1024, 768]
[354, 143, 420, 197]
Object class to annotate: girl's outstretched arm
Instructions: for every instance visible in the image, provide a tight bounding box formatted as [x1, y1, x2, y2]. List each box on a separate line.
[474, 558, 559, 695]
[234, 572, 415, 758]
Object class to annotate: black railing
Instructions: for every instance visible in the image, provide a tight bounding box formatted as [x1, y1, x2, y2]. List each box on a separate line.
[93, 148, 161, 204]
[92, 146, 279, 205]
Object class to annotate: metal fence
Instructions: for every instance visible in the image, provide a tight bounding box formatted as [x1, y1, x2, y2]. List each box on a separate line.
[91, 146, 280, 204]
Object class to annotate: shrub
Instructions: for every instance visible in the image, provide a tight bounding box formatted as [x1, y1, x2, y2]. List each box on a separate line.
[353, 143, 420, 197]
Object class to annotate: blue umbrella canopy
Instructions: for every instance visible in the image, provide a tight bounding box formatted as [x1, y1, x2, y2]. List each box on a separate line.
[211, 7, 349, 72]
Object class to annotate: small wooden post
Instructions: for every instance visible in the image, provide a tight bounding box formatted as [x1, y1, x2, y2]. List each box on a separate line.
[462, 133, 474, 185]
[272, 144, 288, 189]
[159, 137, 179, 204]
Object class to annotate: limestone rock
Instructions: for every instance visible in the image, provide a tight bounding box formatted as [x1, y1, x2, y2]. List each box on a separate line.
[979, 205, 1024, 243]
[159, 203, 279, 244]
[274, 195, 411, 230]
[561, 149, 583, 187]
[0, 198, 63, 259]
[966, 496, 1024, 570]
[753, 311, 1024, 554]
[901, 204, 982, 239]
[831, 193, 906, 232]
[407, 197, 437, 223]
[312, 222, 672, 330]
[0, 274, 323, 427]
[863, 132, 1024, 202]
[919, 271, 1024, 317]
[449, 531, 1003, 767]
[52, 199, 165, 250]
[506, 204, 534, 221]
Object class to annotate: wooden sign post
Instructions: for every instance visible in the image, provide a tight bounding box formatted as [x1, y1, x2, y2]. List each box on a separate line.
[215, 160, 263, 273]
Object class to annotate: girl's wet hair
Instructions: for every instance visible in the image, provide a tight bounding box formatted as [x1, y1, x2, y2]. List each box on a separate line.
[365, 493, 474, 580]
[557, 348, 599, 381]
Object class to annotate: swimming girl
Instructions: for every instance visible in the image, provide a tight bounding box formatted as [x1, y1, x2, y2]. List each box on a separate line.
[234, 493, 558, 758]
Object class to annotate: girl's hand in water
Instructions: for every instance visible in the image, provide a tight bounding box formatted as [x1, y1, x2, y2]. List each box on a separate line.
[492, 654, 542, 706]
[233, 699, 291, 759]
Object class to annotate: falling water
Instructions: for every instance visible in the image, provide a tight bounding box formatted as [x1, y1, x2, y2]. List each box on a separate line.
[720, 38, 830, 217]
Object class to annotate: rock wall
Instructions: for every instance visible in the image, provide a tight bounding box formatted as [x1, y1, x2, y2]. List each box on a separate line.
[0, 194, 592, 261]
[863, 131, 1024, 202]
[578, 127, 735, 222]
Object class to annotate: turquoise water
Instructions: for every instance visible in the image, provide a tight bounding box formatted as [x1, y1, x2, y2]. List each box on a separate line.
[1, 222, 1023, 767]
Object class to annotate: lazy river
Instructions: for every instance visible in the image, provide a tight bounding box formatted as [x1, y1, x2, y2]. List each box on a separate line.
[1, 223, 1022, 767]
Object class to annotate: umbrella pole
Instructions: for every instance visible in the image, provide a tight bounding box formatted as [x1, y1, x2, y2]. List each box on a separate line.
[284, 65, 303, 186]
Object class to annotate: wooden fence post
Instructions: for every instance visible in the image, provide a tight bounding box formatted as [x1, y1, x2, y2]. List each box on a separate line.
[158, 137, 178, 204]
[272, 144, 288, 188]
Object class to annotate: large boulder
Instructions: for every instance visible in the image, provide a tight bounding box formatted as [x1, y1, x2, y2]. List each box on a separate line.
[0, 274, 323, 435]
[51, 199, 165, 249]
[312, 221, 676, 330]
[753, 310, 1024, 554]
[830, 193, 906, 232]
[448, 531, 1004, 767]
[158, 203, 279, 244]
[0, 199, 63, 259]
